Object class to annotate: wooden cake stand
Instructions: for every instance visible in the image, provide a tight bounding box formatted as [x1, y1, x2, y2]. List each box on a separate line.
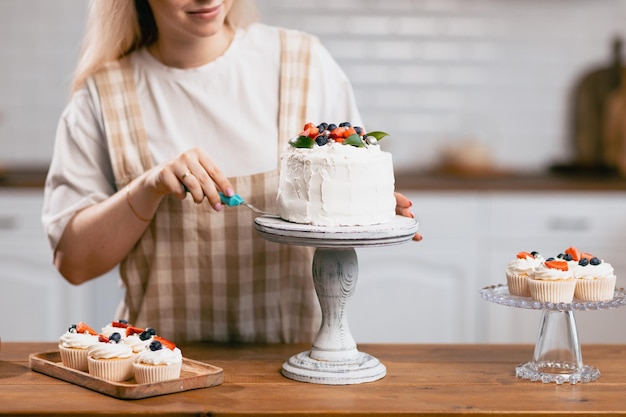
[254, 215, 419, 385]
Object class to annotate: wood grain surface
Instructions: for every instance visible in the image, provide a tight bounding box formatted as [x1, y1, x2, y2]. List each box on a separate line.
[2, 342, 626, 416]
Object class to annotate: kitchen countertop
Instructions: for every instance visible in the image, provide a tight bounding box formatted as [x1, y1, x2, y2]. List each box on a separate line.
[394, 170, 626, 192]
[3, 342, 626, 416]
[0, 165, 48, 188]
[3, 165, 626, 192]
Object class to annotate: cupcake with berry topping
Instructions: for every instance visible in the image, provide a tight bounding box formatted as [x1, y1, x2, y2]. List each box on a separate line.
[506, 251, 543, 297]
[557, 246, 593, 269]
[125, 327, 157, 354]
[573, 255, 617, 302]
[87, 332, 134, 382]
[100, 319, 131, 339]
[58, 322, 99, 372]
[133, 336, 183, 384]
[528, 258, 576, 303]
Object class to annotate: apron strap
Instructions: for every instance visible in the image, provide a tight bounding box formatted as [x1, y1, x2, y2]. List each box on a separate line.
[278, 29, 315, 152]
[93, 56, 153, 190]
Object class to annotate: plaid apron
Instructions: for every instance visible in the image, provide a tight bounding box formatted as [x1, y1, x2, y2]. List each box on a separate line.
[93, 29, 320, 343]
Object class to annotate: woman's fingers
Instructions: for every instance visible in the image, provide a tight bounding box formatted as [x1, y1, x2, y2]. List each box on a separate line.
[394, 192, 413, 216]
[172, 148, 234, 209]
[178, 167, 207, 203]
[394, 192, 423, 241]
[197, 150, 233, 203]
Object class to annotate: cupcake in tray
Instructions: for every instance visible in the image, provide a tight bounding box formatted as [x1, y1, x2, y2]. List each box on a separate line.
[87, 332, 135, 382]
[528, 259, 576, 303]
[506, 251, 543, 297]
[100, 319, 132, 338]
[573, 255, 617, 302]
[58, 322, 99, 372]
[125, 327, 157, 354]
[133, 336, 183, 384]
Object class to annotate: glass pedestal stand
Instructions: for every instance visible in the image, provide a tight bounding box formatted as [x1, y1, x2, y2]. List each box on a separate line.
[254, 215, 419, 385]
[480, 285, 626, 384]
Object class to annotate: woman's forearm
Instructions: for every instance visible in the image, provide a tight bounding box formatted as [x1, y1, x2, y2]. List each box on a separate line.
[54, 175, 163, 285]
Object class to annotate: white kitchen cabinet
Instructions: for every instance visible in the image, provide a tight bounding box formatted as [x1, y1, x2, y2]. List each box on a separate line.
[0, 189, 123, 341]
[349, 193, 483, 343]
[349, 190, 626, 344]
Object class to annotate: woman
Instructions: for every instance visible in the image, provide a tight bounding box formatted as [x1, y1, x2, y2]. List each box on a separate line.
[43, 0, 418, 343]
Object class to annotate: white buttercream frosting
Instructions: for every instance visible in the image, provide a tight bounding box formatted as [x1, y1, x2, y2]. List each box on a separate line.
[533, 262, 574, 281]
[506, 253, 543, 276]
[136, 346, 183, 365]
[100, 323, 129, 338]
[277, 143, 396, 226]
[58, 331, 99, 349]
[573, 260, 616, 280]
[88, 342, 133, 359]
[125, 334, 152, 353]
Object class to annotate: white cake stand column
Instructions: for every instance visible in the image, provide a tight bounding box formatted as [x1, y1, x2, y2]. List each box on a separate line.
[254, 216, 419, 385]
[309, 248, 359, 361]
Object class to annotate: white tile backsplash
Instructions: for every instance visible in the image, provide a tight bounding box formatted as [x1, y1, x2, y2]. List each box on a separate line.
[260, 0, 626, 172]
[0, 0, 87, 165]
[1, 0, 625, 173]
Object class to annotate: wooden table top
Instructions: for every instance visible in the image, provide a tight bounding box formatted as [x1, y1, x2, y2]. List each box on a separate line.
[3, 342, 626, 416]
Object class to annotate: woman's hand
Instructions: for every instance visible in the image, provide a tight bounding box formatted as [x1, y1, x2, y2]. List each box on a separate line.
[145, 147, 235, 210]
[395, 192, 423, 241]
[53, 147, 234, 285]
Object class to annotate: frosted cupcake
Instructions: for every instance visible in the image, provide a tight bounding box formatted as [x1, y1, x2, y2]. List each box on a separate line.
[528, 259, 576, 303]
[87, 332, 134, 382]
[125, 327, 157, 354]
[506, 251, 543, 297]
[573, 257, 617, 302]
[100, 320, 131, 338]
[58, 322, 99, 372]
[133, 337, 183, 384]
[559, 246, 594, 270]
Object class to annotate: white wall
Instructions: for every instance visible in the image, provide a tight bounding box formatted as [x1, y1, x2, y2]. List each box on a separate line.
[0, 1, 89, 165]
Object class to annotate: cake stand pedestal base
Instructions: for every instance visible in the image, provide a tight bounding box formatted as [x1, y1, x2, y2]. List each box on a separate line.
[515, 309, 600, 384]
[254, 216, 419, 385]
[282, 351, 386, 385]
[515, 362, 600, 385]
[280, 247, 386, 385]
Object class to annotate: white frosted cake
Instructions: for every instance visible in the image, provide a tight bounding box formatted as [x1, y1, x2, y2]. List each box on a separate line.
[276, 122, 396, 227]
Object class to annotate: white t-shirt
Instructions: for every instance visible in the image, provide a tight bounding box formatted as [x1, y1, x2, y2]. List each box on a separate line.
[42, 23, 362, 250]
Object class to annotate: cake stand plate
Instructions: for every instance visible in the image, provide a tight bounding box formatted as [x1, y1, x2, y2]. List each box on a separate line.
[254, 215, 419, 385]
[254, 215, 419, 248]
[481, 285, 626, 384]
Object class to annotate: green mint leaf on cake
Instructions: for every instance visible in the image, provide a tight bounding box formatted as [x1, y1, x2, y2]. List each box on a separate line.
[289, 135, 315, 149]
[365, 131, 389, 141]
[343, 133, 366, 147]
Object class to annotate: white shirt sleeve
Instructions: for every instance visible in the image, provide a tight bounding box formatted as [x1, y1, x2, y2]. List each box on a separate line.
[42, 83, 116, 251]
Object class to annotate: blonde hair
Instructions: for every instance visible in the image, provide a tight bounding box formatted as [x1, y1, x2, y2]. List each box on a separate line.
[71, 0, 259, 92]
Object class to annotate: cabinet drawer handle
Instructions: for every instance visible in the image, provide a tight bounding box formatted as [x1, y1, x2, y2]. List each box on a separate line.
[0, 215, 17, 230]
[547, 217, 589, 231]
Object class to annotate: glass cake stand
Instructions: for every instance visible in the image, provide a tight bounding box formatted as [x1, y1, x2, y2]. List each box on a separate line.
[480, 284, 626, 384]
[254, 215, 419, 385]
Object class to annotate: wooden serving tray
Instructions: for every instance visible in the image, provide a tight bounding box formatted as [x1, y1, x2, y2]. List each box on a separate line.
[29, 351, 223, 400]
